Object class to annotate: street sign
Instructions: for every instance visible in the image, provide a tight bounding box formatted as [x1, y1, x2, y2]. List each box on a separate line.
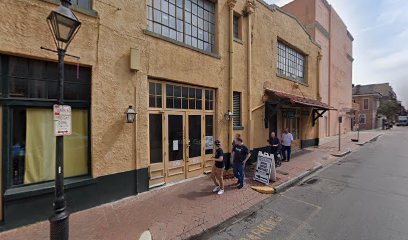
[254, 151, 276, 185]
[53, 104, 72, 136]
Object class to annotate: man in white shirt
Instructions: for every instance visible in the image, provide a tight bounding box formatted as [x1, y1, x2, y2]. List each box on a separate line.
[282, 128, 294, 161]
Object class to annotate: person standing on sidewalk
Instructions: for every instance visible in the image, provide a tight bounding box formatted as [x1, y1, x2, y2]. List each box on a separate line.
[231, 133, 241, 149]
[282, 128, 293, 162]
[228, 133, 241, 170]
[267, 132, 280, 155]
[267, 132, 281, 167]
[231, 137, 251, 189]
[211, 140, 225, 195]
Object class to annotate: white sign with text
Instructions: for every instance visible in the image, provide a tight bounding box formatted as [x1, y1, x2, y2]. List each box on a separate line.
[254, 151, 276, 185]
[205, 136, 214, 150]
[53, 104, 72, 136]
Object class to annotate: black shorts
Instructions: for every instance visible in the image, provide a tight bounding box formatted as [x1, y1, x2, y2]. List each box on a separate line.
[215, 162, 225, 169]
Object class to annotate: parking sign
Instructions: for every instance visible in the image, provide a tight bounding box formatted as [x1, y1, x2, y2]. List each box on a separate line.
[53, 104, 72, 136]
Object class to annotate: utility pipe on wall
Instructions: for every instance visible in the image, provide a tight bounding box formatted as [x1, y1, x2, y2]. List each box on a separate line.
[317, 52, 322, 101]
[227, 0, 236, 153]
[316, 52, 322, 139]
[328, 7, 332, 136]
[246, 0, 255, 149]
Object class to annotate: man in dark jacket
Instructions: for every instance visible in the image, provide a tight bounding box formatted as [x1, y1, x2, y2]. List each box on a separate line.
[267, 132, 281, 166]
[232, 137, 251, 189]
[268, 132, 280, 154]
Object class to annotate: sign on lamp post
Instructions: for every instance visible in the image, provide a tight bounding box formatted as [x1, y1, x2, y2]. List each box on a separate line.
[53, 104, 72, 136]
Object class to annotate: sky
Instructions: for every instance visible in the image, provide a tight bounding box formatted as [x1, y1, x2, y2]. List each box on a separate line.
[267, 0, 408, 107]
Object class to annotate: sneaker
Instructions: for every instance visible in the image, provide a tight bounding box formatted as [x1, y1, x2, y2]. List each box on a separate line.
[237, 185, 244, 189]
[212, 186, 220, 193]
[232, 181, 240, 187]
[217, 189, 224, 195]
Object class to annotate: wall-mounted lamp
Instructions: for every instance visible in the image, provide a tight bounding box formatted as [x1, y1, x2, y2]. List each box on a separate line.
[224, 111, 233, 121]
[125, 105, 137, 123]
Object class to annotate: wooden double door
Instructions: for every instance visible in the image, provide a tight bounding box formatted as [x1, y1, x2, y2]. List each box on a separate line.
[149, 112, 214, 187]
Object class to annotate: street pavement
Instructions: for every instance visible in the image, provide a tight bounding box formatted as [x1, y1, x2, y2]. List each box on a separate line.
[0, 130, 381, 240]
[198, 127, 408, 240]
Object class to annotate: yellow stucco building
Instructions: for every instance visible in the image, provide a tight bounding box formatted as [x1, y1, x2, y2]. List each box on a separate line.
[0, 0, 332, 229]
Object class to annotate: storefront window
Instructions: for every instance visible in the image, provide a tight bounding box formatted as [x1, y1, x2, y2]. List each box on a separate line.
[12, 108, 88, 186]
[1, 54, 91, 187]
[6, 56, 90, 101]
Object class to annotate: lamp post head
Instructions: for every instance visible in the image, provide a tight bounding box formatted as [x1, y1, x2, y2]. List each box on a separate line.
[47, 0, 81, 50]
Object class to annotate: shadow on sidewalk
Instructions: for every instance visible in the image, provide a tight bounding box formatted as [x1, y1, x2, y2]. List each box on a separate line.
[291, 149, 313, 158]
[178, 189, 215, 200]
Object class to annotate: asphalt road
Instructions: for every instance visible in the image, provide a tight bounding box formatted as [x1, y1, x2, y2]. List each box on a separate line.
[199, 127, 408, 240]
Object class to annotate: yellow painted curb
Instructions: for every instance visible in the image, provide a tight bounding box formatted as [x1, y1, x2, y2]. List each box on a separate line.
[250, 186, 275, 194]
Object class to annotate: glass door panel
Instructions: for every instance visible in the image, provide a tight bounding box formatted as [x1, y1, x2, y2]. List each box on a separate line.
[169, 115, 184, 161]
[188, 115, 201, 158]
[149, 113, 165, 187]
[166, 114, 185, 182]
[187, 114, 203, 178]
[203, 115, 214, 173]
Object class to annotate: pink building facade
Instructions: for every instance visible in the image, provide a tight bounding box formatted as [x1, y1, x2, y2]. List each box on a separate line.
[282, 0, 353, 137]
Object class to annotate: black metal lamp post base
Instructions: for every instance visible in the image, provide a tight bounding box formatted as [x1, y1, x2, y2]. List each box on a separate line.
[49, 210, 70, 240]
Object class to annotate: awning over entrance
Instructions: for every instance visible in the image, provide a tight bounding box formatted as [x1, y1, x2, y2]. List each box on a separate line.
[265, 89, 335, 110]
[265, 89, 336, 126]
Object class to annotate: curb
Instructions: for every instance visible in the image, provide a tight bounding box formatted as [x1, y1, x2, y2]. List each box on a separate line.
[331, 150, 351, 157]
[273, 164, 323, 193]
[356, 134, 383, 146]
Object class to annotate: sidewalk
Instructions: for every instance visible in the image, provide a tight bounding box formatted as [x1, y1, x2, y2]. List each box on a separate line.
[0, 130, 382, 240]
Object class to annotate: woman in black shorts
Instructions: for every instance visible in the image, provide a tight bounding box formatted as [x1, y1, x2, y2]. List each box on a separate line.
[211, 140, 224, 195]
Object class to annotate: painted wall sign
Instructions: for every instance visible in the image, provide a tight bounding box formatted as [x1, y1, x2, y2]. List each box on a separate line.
[254, 151, 276, 184]
[53, 104, 72, 136]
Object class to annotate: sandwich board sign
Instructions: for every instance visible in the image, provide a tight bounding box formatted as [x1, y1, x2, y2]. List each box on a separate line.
[254, 151, 276, 185]
[53, 104, 72, 136]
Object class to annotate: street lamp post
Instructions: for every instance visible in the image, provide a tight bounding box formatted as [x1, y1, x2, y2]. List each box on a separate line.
[46, 1, 81, 239]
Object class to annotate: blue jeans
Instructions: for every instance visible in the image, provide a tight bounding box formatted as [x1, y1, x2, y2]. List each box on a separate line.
[282, 145, 291, 161]
[233, 163, 245, 187]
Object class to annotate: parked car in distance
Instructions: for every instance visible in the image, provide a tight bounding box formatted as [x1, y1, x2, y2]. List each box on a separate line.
[396, 116, 408, 126]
